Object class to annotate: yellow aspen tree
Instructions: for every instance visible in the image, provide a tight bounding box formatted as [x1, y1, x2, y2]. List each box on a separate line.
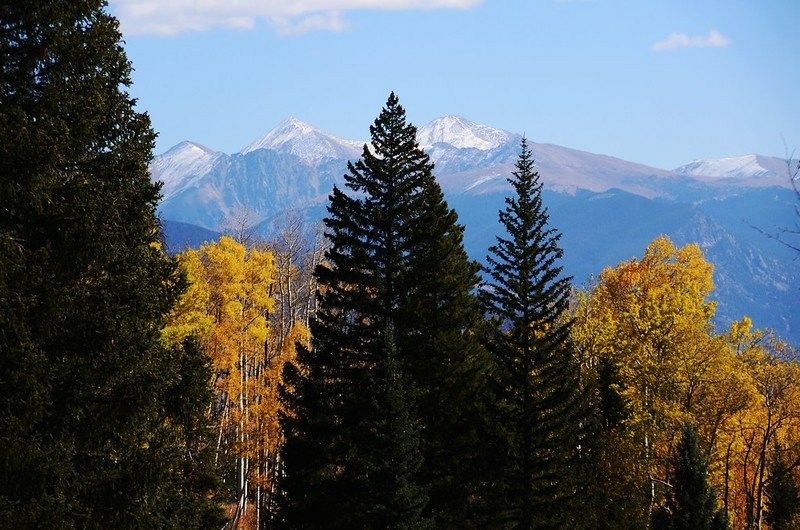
[210, 237, 274, 523]
[572, 236, 724, 514]
[724, 320, 800, 529]
[252, 321, 309, 527]
[574, 237, 800, 529]
[164, 236, 277, 526]
[172, 221, 322, 528]
[161, 249, 214, 347]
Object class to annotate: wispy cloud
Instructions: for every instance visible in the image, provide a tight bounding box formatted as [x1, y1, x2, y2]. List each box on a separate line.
[110, 0, 483, 36]
[652, 29, 731, 52]
[271, 11, 349, 36]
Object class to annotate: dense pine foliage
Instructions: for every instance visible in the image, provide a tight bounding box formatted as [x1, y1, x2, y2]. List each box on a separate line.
[652, 425, 729, 530]
[482, 138, 592, 528]
[765, 443, 800, 530]
[279, 93, 493, 528]
[0, 1, 221, 526]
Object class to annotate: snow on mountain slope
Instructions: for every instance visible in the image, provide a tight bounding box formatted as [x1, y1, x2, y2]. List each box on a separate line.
[674, 154, 793, 182]
[417, 115, 515, 151]
[150, 141, 225, 201]
[152, 116, 792, 232]
[240, 117, 363, 161]
[152, 115, 688, 229]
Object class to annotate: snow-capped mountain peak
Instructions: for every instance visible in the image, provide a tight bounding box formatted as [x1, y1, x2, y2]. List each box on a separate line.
[240, 117, 363, 161]
[163, 140, 218, 160]
[151, 141, 223, 201]
[673, 154, 790, 180]
[417, 115, 515, 151]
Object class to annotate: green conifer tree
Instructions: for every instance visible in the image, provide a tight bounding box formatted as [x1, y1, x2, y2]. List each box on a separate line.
[398, 158, 497, 527]
[280, 93, 493, 527]
[482, 137, 591, 529]
[0, 1, 221, 526]
[652, 424, 729, 530]
[766, 442, 800, 530]
[279, 93, 430, 528]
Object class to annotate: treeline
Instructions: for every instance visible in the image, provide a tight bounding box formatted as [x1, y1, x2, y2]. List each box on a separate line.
[2, 3, 799, 529]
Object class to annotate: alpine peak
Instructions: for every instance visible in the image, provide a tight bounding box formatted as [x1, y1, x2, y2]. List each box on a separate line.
[240, 117, 362, 160]
[417, 115, 515, 151]
[673, 154, 790, 180]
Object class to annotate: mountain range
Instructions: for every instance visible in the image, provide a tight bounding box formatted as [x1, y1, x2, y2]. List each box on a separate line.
[152, 116, 798, 344]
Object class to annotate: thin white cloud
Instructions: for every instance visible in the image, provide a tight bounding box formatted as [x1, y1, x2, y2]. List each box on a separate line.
[652, 29, 731, 52]
[110, 0, 483, 36]
[271, 11, 348, 36]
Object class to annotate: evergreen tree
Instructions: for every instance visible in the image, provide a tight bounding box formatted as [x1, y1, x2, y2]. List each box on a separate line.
[397, 115, 496, 527]
[280, 93, 492, 527]
[583, 354, 651, 530]
[279, 93, 430, 528]
[482, 137, 591, 529]
[652, 424, 729, 530]
[0, 1, 221, 526]
[766, 442, 800, 530]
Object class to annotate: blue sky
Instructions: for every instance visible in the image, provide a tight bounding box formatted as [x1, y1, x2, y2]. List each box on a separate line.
[111, 0, 799, 169]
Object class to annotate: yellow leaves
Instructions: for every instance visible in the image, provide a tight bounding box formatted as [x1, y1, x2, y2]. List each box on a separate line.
[580, 238, 718, 381]
[717, 326, 800, 526]
[284, 320, 310, 351]
[162, 249, 213, 347]
[573, 235, 800, 526]
[573, 236, 735, 486]
[160, 234, 314, 504]
[594, 237, 714, 337]
[163, 234, 277, 406]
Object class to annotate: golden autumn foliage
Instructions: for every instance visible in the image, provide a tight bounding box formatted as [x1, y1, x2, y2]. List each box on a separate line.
[573, 236, 800, 529]
[159, 230, 799, 529]
[163, 234, 316, 527]
[162, 250, 214, 347]
[573, 237, 718, 469]
[721, 320, 800, 529]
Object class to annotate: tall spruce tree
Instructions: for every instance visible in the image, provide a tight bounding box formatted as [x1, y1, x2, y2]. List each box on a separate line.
[279, 93, 430, 528]
[651, 424, 729, 530]
[398, 154, 496, 527]
[0, 1, 221, 527]
[280, 93, 492, 527]
[482, 137, 590, 529]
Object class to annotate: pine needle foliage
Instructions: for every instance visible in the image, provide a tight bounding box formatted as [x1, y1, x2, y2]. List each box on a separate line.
[279, 93, 493, 528]
[279, 93, 430, 529]
[0, 1, 222, 527]
[482, 137, 590, 529]
[652, 424, 729, 530]
[766, 442, 800, 530]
